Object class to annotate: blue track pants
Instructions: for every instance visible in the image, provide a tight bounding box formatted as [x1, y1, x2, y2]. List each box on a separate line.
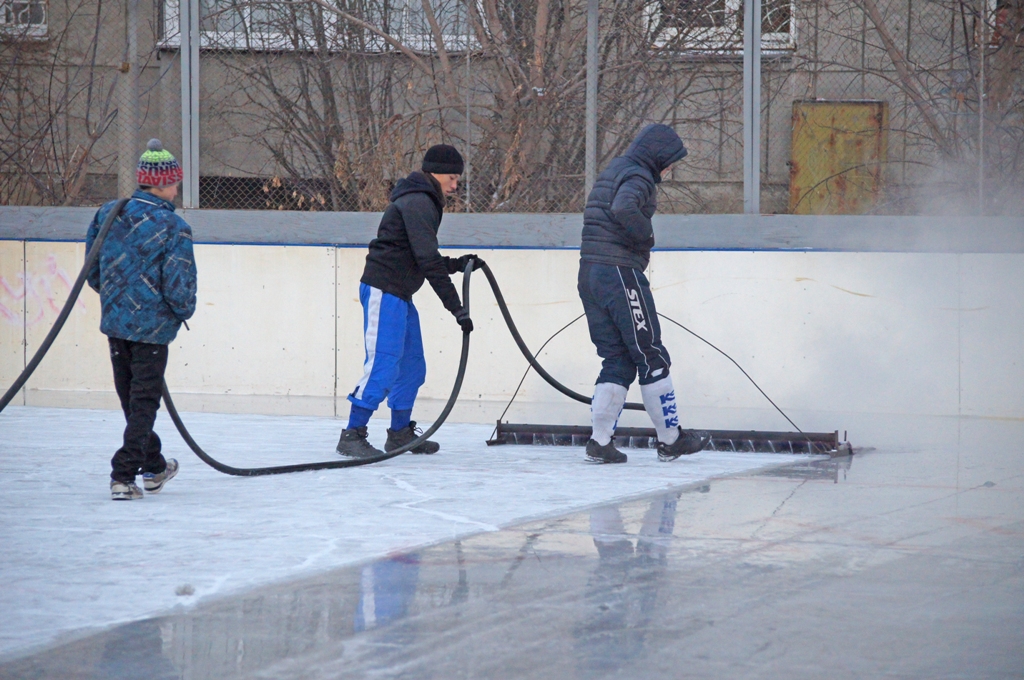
[348, 284, 426, 412]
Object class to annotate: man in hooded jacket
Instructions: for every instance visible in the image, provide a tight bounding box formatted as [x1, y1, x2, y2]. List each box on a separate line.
[578, 124, 710, 464]
[337, 144, 482, 458]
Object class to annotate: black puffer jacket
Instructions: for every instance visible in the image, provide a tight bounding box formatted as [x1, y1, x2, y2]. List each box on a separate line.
[580, 124, 688, 271]
[360, 172, 463, 315]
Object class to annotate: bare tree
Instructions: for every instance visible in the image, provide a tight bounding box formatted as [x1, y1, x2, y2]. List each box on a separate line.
[7, 0, 1018, 213]
[984, 0, 1024, 210]
[790, 0, 1024, 212]
[0, 0, 169, 206]
[202, 0, 746, 212]
[1, 0, 115, 204]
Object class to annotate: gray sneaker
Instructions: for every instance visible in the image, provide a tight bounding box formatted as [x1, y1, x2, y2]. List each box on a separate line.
[143, 458, 178, 493]
[336, 426, 385, 459]
[657, 428, 711, 462]
[385, 421, 440, 454]
[110, 479, 143, 501]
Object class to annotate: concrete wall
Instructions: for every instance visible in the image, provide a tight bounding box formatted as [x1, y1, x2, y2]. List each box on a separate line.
[2, 235, 1022, 429]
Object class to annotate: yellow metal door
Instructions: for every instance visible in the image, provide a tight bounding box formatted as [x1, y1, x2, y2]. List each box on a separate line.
[789, 100, 889, 214]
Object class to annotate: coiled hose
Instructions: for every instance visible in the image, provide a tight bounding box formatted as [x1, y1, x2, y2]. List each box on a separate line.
[164, 260, 474, 475]
[477, 264, 645, 411]
[0, 201, 471, 474]
[1, 203, 774, 474]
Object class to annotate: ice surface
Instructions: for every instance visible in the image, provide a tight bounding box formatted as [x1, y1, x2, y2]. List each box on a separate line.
[0, 405, 816, 660]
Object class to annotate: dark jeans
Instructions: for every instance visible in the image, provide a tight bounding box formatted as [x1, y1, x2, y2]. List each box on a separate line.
[108, 337, 168, 483]
[578, 261, 671, 387]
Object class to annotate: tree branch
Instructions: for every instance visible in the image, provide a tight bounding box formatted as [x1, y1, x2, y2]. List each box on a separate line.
[859, 0, 954, 157]
[300, 0, 435, 78]
[419, 0, 454, 89]
[530, 0, 551, 88]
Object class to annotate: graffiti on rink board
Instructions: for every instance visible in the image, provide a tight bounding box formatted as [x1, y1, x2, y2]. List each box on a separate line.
[0, 255, 87, 327]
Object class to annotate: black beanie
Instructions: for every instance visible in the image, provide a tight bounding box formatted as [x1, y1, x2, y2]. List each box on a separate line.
[422, 144, 464, 175]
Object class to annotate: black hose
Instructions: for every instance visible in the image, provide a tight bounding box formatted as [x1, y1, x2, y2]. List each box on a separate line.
[477, 262, 804, 434]
[0, 208, 472, 475]
[0, 198, 129, 413]
[476, 263, 645, 411]
[161, 258, 475, 475]
[494, 313, 585, 428]
[2, 219, 800, 470]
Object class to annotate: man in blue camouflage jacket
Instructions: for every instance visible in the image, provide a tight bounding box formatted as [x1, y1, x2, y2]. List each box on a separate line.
[86, 139, 197, 500]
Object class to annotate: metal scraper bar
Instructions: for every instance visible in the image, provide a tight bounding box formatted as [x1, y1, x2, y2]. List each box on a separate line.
[486, 422, 846, 455]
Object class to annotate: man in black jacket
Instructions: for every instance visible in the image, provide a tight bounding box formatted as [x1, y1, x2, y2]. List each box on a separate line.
[578, 124, 710, 464]
[337, 144, 481, 458]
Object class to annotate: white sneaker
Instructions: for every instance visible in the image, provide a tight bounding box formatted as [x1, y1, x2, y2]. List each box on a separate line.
[111, 479, 143, 501]
[143, 458, 178, 493]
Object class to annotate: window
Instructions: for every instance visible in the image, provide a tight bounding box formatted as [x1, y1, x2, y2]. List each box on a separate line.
[162, 0, 315, 50]
[652, 0, 794, 52]
[378, 0, 473, 52]
[1, 0, 47, 38]
[161, 0, 474, 52]
[659, 0, 729, 31]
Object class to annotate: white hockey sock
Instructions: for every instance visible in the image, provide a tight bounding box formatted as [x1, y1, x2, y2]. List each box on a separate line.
[591, 382, 628, 446]
[640, 375, 680, 445]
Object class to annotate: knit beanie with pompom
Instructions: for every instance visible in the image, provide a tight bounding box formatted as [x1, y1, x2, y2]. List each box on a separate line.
[137, 139, 184, 187]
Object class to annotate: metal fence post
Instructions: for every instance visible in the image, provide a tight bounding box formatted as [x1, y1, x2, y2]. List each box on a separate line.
[466, 9, 472, 212]
[117, 0, 140, 198]
[584, 0, 598, 201]
[180, 0, 200, 208]
[743, 0, 761, 214]
[978, 0, 985, 216]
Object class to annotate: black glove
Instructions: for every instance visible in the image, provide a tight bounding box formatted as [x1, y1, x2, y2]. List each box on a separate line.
[455, 307, 474, 333]
[453, 254, 486, 272]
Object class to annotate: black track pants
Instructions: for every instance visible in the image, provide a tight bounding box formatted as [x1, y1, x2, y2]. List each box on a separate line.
[578, 261, 671, 387]
[108, 337, 168, 483]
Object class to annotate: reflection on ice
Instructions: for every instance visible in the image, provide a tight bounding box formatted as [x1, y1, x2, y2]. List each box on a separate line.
[0, 405, 813, 662]
[574, 493, 679, 674]
[2, 426, 1022, 680]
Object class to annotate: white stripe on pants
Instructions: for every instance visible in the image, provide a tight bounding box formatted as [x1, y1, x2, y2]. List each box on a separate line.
[353, 286, 383, 401]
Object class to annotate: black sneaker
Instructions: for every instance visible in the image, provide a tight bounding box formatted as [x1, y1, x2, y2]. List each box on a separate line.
[585, 439, 627, 464]
[386, 421, 440, 454]
[657, 428, 711, 462]
[336, 427, 385, 459]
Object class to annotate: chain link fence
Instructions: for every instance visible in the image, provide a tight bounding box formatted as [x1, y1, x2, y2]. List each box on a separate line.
[2, 0, 1021, 214]
[773, 0, 1023, 215]
[0, 0, 181, 207]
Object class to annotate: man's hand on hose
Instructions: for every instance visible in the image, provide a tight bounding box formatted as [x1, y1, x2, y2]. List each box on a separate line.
[453, 254, 486, 272]
[455, 307, 474, 333]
